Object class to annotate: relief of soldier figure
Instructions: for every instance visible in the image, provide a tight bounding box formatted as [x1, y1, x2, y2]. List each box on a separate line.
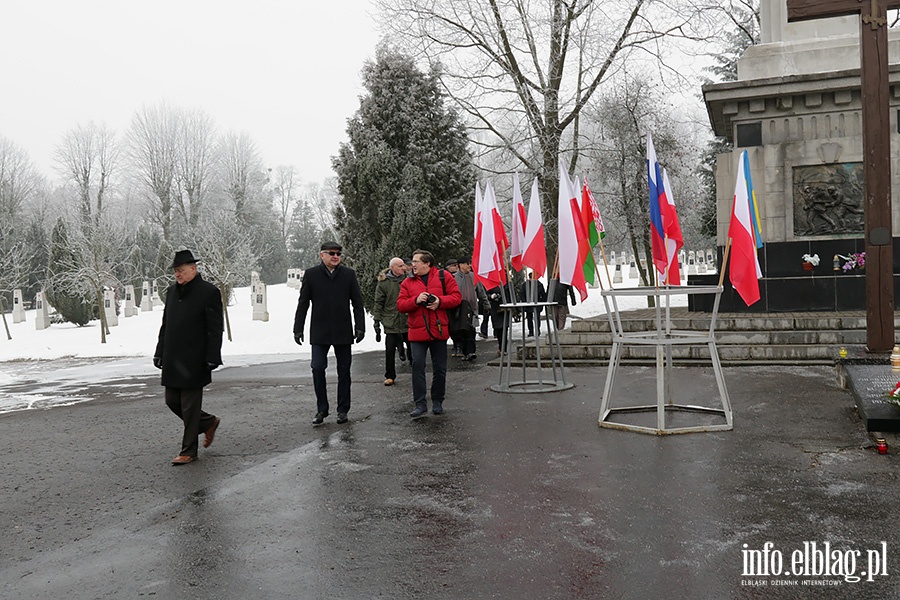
[793, 164, 865, 236]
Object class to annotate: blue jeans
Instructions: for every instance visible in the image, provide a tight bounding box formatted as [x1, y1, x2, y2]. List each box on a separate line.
[411, 340, 448, 407]
[310, 343, 352, 415]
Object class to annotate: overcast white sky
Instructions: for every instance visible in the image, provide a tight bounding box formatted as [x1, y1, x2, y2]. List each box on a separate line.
[0, 0, 380, 184]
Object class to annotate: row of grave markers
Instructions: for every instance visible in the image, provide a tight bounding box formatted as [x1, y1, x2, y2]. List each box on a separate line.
[607, 249, 717, 285]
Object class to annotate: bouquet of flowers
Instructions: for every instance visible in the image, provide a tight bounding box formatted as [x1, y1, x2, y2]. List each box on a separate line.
[841, 252, 865, 272]
[885, 381, 900, 407]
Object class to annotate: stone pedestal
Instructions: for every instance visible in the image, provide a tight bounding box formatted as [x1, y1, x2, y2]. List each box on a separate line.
[252, 282, 269, 322]
[12, 289, 25, 323]
[612, 264, 622, 284]
[124, 285, 138, 317]
[687, 251, 697, 275]
[140, 282, 153, 312]
[34, 291, 50, 330]
[250, 271, 261, 303]
[150, 281, 162, 308]
[103, 290, 118, 327]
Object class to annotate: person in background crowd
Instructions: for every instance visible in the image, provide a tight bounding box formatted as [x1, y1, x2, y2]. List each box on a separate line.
[293, 241, 365, 426]
[397, 250, 461, 418]
[444, 258, 461, 356]
[519, 271, 547, 337]
[373, 257, 409, 386]
[551, 279, 576, 331]
[154, 249, 223, 466]
[454, 257, 480, 361]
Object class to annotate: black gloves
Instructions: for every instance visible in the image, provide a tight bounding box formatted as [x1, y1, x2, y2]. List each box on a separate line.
[374, 320, 382, 343]
[355, 329, 365, 343]
[153, 356, 162, 369]
[294, 332, 303, 345]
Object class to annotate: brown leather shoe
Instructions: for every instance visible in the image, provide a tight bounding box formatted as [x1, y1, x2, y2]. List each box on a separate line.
[171, 455, 195, 465]
[384, 378, 394, 386]
[203, 417, 220, 448]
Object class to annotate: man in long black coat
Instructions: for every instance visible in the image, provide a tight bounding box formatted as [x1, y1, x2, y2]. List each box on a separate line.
[154, 249, 223, 465]
[294, 241, 365, 425]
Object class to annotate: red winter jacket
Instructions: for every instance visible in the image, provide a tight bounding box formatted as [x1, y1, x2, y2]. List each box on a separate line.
[397, 267, 462, 342]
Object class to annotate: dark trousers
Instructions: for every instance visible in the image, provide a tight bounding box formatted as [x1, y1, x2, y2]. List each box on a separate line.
[311, 343, 352, 415]
[457, 328, 476, 356]
[384, 333, 403, 380]
[525, 308, 543, 337]
[165, 387, 216, 458]
[480, 311, 490, 336]
[411, 340, 448, 408]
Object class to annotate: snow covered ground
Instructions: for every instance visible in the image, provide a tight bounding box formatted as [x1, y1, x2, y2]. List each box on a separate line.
[0, 266, 693, 413]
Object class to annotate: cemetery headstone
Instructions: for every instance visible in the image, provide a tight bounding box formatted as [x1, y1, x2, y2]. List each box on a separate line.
[613, 264, 622, 284]
[141, 281, 153, 312]
[150, 281, 163, 308]
[252, 281, 269, 322]
[12, 289, 25, 323]
[104, 289, 118, 327]
[124, 285, 138, 317]
[34, 291, 50, 330]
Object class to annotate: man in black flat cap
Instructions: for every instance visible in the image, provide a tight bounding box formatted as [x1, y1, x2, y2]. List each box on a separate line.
[294, 241, 365, 425]
[154, 249, 224, 465]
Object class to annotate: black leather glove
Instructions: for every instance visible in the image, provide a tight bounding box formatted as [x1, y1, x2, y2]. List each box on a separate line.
[355, 329, 365, 343]
[374, 321, 381, 342]
[153, 356, 162, 369]
[207, 362, 218, 370]
[294, 332, 303, 345]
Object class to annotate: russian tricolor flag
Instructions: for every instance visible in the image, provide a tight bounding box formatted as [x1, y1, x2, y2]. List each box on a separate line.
[647, 132, 681, 283]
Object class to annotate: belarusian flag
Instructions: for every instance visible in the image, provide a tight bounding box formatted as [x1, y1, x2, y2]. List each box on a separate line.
[581, 178, 605, 284]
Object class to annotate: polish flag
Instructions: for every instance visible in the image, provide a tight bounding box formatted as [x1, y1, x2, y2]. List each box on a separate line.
[521, 176, 547, 277]
[477, 181, 507, 286]
[557, 160, 588, 301]
[510, 172, 527, 271]
[727, 150, 762, 305]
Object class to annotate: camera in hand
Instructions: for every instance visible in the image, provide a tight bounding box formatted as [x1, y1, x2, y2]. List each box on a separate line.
[418, 293, 438, 307]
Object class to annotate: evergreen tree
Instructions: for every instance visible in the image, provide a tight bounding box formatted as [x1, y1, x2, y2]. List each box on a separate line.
[46, 217, 92, 326]
[332, 44, 476, 311]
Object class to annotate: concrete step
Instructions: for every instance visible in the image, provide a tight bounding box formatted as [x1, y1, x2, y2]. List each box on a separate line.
[522, 342, 853, 362]
[550, 329, 868, 346]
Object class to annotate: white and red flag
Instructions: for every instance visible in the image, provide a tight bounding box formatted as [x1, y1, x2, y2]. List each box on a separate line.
[727, 150, 762, 305]
[476, 181, 507, 286]
[557, 160, 588, 302]
[660, 168, 684, 285]
[521, 176, 547, 277]
[510, 172, 527, 271]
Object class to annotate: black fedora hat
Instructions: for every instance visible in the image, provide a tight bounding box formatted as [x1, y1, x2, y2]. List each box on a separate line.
[171, 249, 200, 268]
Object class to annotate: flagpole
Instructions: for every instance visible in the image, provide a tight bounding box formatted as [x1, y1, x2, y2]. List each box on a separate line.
[597, 237, 614, 288]
[718, 238, 732, 288]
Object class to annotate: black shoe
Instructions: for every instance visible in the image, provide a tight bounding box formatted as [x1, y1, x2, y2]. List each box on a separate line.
[336, 413, 348, 424]
[410, 405, 428, 419]
[432, 402, 443, 415]
[312, 412, 328, 425]
[464, 353, 477, 361]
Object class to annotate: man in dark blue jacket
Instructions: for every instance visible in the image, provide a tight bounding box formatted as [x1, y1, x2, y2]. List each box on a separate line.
[154, 249, 223, 465]
[294, 241, 365, 425]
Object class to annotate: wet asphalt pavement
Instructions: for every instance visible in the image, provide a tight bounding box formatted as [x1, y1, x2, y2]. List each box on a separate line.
[2, 350, 899, 599]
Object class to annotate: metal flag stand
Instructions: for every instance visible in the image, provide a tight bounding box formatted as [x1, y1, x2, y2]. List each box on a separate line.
[490, 280, 574, 394]
[597, 284, 732, 434]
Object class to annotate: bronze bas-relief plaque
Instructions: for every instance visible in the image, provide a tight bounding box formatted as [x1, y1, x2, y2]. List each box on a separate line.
[793, 163, 864, 236]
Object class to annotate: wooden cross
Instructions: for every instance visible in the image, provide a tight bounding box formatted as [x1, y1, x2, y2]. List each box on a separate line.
[788, 0, 895, 352]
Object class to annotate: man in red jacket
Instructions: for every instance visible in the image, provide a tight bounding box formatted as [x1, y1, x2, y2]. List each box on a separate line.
[397, 249, 461, 418]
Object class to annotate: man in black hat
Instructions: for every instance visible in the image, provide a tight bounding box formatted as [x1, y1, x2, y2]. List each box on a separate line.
[154, 249, 224, 465]
[294, 241, 365, 425]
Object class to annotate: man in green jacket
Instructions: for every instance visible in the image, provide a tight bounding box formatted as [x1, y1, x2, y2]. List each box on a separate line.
[372, 257, 409, 386]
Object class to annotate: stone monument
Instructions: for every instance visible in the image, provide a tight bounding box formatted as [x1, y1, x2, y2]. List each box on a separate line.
[124, 285, 138, 317]
[12, 289, 25, 323]
[150, 281, 163, 308]
[104, 289, 118, 327]
[140, 281, 153, 312]
[701, 0, 900, 312]
[34, 291, 50, 331]
[252, 282, 269, 322]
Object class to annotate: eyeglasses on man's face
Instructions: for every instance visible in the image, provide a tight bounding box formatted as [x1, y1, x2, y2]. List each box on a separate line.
[323, 251, 342, 257]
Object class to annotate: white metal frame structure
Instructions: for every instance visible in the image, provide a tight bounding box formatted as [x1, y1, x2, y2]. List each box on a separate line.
[491, 301, 574, 394]
[598, 285, 732, 434]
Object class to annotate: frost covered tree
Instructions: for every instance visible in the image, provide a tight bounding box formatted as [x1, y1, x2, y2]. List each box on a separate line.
[332, 45, 476, 311]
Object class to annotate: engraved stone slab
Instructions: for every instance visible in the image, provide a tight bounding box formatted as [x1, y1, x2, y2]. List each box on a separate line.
[845, 365, 900, 432]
